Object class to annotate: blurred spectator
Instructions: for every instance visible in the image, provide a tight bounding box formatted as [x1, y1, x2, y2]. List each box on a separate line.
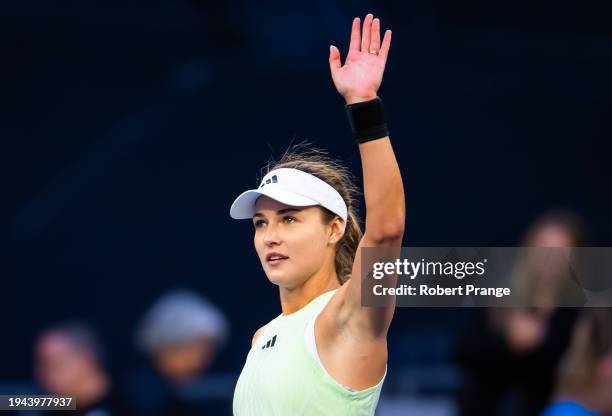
[131, 289, 230, 415]
[456, 210, 585, 416]
[541, 308, 612, 416]
[34, 322, 132, 415]
[510, 211, 587, 309]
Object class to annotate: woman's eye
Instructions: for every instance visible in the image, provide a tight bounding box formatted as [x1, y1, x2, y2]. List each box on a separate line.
[283, 216, 296, 224]
[253, 220, 266, 228]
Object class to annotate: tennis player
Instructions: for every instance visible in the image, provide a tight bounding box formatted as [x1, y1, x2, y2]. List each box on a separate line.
[231, 13, 405, 415]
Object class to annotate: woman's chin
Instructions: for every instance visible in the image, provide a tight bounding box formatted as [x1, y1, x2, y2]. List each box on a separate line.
[265, 271, 300, 288]
[266, 273, 289, 286]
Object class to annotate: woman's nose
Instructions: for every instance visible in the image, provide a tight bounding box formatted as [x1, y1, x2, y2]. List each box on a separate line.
[263, 223, 281, 246]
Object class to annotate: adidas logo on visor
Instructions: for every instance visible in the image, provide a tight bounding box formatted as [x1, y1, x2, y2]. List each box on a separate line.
[258, 175, 278, 189]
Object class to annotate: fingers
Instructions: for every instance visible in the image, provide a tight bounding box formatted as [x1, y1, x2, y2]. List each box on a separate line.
[361, 13, 373, 52]
[370, 18, 381, 52]
[348, 17, 361, 53]
[348, 13, 390, 57]
[379, 29, 392, 60]
[329, 45, 342, 72]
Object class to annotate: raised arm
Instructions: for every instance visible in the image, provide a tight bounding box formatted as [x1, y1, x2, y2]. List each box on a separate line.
[329, 14, 405, 338]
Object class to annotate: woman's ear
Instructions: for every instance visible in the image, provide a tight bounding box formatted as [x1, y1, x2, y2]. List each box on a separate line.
[329, 217, 346, 244]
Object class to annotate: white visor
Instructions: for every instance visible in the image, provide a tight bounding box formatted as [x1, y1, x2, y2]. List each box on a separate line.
[230, 168, 348, 221]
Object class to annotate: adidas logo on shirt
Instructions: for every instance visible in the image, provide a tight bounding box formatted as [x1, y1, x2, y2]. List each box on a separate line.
[261, 335, 277, 349]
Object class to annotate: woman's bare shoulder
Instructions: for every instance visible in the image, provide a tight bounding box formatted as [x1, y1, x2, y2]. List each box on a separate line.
[251, 323, 271, 346]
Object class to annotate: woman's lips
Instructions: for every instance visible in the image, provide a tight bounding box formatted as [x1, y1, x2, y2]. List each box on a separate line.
[267, 258, 288, 266]
[266, 253, 289, 266]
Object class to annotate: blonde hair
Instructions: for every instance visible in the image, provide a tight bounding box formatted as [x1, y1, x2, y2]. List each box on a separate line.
[557, 308, 612, 389]
[260, 143, 362, 284]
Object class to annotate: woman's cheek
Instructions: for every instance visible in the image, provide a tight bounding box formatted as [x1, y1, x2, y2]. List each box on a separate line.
[304, 235, 327, 264]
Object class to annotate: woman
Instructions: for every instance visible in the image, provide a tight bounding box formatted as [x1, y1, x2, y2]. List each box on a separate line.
[230, 14, 404, 415]
[456, 210, 585, 416]
[541, 308, 612, 416]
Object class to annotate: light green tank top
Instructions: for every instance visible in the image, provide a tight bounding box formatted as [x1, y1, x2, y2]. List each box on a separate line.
[233, 290, 386, 416]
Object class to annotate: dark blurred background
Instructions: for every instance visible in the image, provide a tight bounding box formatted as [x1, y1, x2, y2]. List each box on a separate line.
[2, 1, 612, 415]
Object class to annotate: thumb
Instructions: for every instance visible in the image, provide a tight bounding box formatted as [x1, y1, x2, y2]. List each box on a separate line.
[329, 45, 341, 72]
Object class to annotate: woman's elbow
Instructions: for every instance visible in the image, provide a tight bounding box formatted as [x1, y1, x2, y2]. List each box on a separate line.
[368, 222, 405, 246]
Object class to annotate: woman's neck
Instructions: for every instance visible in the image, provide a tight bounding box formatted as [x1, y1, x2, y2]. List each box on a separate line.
[279, 266, 340, 315]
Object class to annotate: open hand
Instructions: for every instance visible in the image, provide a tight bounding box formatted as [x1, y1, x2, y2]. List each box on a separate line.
[329, 14, 392, 105]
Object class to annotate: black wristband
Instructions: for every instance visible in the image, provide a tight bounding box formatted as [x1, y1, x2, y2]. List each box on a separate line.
[345, 97, 389, 143]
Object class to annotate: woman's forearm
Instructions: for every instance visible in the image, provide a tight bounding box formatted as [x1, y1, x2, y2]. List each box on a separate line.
[360, 137, 405, 245]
